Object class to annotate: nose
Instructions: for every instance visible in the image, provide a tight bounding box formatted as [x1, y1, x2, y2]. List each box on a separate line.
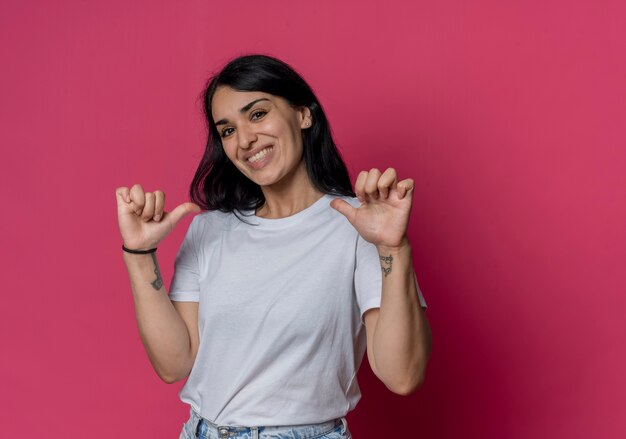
[237, 124, 257, 150]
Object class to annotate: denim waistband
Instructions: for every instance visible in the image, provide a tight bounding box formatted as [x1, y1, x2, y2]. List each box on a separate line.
[187, 406, 346, 439]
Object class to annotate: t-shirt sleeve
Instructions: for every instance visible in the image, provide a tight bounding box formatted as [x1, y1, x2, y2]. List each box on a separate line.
[169, 216, 201, 302]
[355, 234, 428, 323]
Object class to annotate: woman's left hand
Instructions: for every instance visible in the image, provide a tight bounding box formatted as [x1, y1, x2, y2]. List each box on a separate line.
[330, 168, 414, 250]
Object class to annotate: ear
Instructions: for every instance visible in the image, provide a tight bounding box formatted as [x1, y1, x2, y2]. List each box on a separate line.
[299, 106, 313, 129]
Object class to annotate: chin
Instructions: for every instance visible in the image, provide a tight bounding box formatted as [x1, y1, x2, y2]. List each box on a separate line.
[243, 172, 281, 188]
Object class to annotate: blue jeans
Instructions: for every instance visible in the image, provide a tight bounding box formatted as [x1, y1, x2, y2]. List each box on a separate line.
[179, 406, 351, 439]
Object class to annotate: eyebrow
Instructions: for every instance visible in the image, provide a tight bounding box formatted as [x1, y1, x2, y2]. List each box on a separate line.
[214, 98, 271, 126]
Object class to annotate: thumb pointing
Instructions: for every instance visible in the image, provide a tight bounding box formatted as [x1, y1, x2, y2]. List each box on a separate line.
[167, 202, 202, 228]
[330, 198, 357, 224]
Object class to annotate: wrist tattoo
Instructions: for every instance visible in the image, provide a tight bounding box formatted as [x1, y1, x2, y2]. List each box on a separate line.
[150, 252, 164, 291]
[380, 254, 393, 277]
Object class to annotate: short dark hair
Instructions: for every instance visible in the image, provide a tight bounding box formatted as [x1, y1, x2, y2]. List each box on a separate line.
[189, 54, 355, 214]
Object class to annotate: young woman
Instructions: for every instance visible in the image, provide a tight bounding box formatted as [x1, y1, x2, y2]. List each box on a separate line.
[116, 54, 431, 439]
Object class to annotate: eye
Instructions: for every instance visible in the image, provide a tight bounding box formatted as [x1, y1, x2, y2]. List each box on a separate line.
[251, 110, 267, 120]
[220, 127, 234, 138]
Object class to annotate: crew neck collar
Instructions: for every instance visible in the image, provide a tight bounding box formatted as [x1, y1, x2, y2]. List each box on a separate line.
[245, 193, 333, 229]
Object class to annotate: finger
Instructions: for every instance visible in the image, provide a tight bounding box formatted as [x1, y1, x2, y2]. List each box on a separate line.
[354, 171, 368, 203]
[164, 202, 202, 228]
[364, 168, 382, 200]
[330, 198, 357, 225]
[142, 192, 156, 222]
[129, 183, 146, 215]
[397, 178, 415, 199]
[378, 168, 398, 199]
[153, 190, 165, 221]
[115, 187, 131, 203]
[115, 188, 134, 216]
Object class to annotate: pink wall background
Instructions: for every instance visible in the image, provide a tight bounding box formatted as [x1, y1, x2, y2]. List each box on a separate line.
[1, 1, 624, 437]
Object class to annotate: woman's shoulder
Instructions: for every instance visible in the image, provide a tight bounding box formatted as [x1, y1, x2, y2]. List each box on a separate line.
[190, 209, 240, 234]
[320, 194, 362, 230]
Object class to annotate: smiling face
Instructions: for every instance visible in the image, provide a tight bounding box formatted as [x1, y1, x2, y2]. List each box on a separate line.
[211, 86, 312, 190]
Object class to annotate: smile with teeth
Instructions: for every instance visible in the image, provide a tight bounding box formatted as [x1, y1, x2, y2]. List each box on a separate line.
[247, 146, 273, 163]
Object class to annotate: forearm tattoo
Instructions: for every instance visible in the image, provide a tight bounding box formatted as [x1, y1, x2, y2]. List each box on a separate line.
[150, 252, 164, 290]
[380, 254, 393, 277]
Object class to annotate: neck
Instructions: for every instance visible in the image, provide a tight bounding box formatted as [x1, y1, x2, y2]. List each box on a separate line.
[256, 163, 324, 219]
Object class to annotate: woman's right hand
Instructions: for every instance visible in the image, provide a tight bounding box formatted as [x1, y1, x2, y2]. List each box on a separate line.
[115, 184, 202, 251]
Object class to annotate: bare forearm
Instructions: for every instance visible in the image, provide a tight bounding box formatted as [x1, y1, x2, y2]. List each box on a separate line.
[373, 241, 431, 394]
[123, 251, 193, 382]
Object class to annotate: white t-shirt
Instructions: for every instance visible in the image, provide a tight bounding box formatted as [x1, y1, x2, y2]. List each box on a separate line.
[169, 194, 427, 426]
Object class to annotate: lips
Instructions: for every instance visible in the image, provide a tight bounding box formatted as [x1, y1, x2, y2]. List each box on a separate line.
[243, 144, 273, 161]
[247, 146, 273, 163]
[244, 144, 274, 170]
